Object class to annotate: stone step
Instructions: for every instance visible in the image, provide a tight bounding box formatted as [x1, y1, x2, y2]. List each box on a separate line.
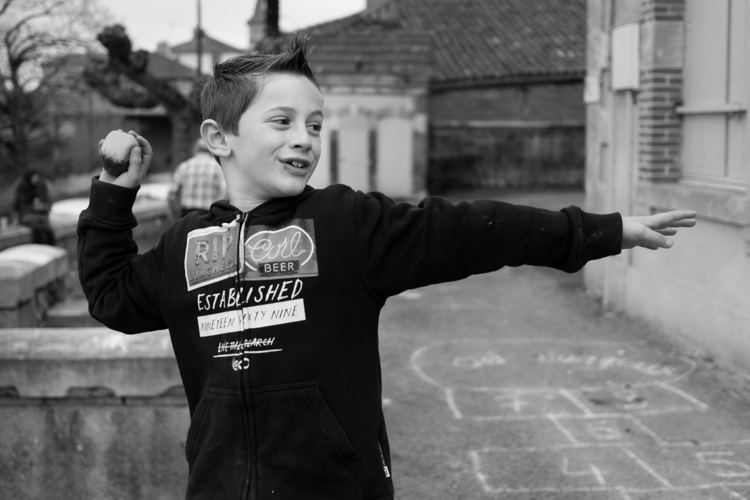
[46, 297, 103, 327]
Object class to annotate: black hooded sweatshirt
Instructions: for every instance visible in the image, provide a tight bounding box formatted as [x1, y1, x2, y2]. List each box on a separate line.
[77, 179, 622, 500]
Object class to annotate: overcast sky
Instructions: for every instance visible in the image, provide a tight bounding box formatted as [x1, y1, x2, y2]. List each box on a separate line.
[97, 0, 367, 51]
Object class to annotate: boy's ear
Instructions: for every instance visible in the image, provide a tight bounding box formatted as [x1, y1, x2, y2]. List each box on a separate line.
[200, 120, 231, 159]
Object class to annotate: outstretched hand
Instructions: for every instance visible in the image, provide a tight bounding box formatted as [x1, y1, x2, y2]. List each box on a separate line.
[622, 210, 696, 250]
[98, 131, 153, 189]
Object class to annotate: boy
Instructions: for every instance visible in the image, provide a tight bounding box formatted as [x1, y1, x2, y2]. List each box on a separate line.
[77, 36, 696, 499]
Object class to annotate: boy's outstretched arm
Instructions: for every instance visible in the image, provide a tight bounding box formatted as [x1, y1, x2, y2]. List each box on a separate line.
[621, 210, 697, 250]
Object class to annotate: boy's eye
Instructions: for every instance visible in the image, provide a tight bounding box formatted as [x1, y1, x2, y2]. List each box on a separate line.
[307, 123, 322, 134]
[272, 118, 291, 126]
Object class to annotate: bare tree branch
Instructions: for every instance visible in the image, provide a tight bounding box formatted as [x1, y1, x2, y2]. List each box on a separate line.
[0, 0, 104, 180]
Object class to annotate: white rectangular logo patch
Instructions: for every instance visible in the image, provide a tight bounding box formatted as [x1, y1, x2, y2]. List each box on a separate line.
[198, 299, 306, 337]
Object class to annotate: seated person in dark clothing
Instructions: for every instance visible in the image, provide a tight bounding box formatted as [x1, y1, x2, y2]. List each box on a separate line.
[13, 169, 56, 245]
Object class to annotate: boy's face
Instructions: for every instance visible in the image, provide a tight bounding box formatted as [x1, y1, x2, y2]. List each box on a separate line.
[225, 72, 323, 204]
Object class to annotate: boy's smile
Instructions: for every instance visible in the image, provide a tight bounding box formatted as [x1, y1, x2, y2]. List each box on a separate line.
[222, 73, 324, 211]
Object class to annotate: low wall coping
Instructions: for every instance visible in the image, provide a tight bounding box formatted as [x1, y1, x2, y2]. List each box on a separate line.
[0, 327, 181, 397]
[0, 244, 68, 307]
[0, 327, 173, 359]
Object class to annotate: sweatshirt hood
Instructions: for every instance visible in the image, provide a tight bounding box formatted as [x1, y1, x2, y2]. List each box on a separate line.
[210, 185, 317, 225]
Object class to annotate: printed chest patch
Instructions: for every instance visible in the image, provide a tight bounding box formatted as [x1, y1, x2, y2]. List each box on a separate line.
[184, 222, 240, 291]
[185, 219, 318, 345]
[241, 219, 318, 281]
[184, 218, 318, 291]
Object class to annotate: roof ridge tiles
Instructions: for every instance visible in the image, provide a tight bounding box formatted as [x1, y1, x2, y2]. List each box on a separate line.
[300, 0, 585, 82]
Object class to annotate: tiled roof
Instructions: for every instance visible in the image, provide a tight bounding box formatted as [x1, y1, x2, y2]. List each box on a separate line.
[171, 32, 243, 54]
[147, 52, 196, 80]
[301, 0, 585, 84]
[308, 28, 433, 80]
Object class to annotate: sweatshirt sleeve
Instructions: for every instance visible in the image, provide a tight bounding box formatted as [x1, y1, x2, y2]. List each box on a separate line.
[352, 192, 622, 300]
[77, 177, 167, 334]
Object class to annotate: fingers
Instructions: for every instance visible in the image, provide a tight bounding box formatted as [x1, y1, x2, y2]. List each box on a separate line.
[128, 144, 143, 170]
[649, 210, 697, 229]
[622, 214, 689, 250]
[130, 131, 153, 155]
[664, 217, 696, 228]
[631, 211, 696, 251]
[642, 227, 673, 250]
[129, 131, 153, 168]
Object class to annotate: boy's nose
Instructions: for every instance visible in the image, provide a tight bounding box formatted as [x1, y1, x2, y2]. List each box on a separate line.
[290, 125, 313, 150]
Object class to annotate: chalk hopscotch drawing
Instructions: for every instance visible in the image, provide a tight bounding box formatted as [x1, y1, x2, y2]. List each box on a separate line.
[410, 339, 750, 499]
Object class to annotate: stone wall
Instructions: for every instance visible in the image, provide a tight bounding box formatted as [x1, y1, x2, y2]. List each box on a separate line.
[0, 328, 188, 499]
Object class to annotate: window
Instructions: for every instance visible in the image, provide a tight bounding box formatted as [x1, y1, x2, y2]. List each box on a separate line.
[679, 0, 748, 190]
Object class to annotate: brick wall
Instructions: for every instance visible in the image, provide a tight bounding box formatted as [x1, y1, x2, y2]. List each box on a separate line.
[638, 0, 685, 181]
[641, 0, 685, 21]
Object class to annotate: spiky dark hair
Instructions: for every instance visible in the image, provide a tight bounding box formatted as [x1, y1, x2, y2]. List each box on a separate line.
[200, 35, 319, 135]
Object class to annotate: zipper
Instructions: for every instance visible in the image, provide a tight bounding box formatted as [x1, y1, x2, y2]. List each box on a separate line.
[378, 442, 391, 478]
[235, 212, 257, 500]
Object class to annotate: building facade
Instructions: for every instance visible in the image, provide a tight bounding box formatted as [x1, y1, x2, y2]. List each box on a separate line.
[585, 0, 750, 369]
[300, 0, 588, 196]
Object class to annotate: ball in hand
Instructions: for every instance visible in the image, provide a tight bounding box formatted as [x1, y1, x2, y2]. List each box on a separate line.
[100, 130, 139, 176]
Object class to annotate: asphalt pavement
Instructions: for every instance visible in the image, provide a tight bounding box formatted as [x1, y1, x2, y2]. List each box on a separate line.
[377, 189, 750, 500]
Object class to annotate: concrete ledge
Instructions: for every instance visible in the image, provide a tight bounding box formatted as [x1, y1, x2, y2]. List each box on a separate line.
[0, 245, 68, 302]
[0, 244, 69, 327]
[0, 327, 181, 397]
[0, 225, 31, 251]
[0, 258, 35, 307]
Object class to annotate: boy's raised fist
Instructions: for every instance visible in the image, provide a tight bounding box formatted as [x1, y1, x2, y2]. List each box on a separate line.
[100, 130, 139, 176]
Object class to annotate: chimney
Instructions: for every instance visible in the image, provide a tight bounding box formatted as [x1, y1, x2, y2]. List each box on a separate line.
[247, 0, 267, 51]
[155, 41, 174, 59]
